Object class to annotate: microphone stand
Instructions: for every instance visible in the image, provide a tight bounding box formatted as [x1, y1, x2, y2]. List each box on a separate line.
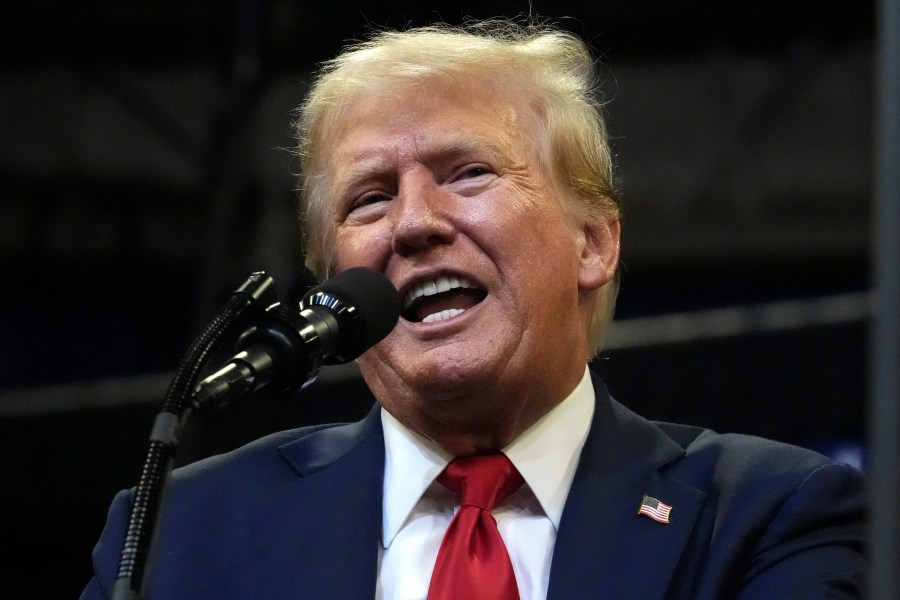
[110, 266, 399, 599]
[111, 272, 278, 600]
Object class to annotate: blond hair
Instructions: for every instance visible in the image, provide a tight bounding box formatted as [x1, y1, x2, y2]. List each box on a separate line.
[294, 20, 622, 354]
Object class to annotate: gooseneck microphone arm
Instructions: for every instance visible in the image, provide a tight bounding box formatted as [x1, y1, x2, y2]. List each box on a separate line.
[111, 271, 278, 600]
[111, 268, 401, 600]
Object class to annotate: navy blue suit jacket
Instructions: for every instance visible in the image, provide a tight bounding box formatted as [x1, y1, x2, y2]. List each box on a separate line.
[82, 374, 866, 598]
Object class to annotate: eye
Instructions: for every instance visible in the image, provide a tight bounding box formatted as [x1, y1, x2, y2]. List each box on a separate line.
[345, 191, 391, 221]
[445, 164, 496, 196]
[456, 165, 492, 180]
[352, 192, 389, 209]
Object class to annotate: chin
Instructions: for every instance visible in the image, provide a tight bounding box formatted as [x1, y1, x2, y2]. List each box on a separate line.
[365, 345, 506, 401]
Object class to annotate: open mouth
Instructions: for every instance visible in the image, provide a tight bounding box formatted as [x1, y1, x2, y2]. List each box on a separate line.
[401, 274, 487, 323]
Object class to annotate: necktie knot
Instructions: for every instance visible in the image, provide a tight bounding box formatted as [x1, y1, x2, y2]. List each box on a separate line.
[438, 454, 524, 511]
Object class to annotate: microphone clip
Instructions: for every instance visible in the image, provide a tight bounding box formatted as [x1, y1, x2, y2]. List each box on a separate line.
[191, 286, 364, 414]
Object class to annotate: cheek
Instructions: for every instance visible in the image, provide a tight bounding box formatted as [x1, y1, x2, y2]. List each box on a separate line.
[334, 225, 393, 268]
[476, 204, 577, 270]
[504, 216, 584, 299]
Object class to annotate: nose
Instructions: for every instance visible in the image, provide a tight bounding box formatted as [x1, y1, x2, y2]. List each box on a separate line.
[389, 173, 456, 256]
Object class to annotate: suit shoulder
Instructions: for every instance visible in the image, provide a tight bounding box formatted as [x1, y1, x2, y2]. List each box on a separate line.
[658, 423, 865, 500]
[170, 420, 361, 486]
[654, 420, 837, 468]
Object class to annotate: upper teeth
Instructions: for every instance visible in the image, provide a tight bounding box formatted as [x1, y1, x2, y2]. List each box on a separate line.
[403, 275, 475, 309]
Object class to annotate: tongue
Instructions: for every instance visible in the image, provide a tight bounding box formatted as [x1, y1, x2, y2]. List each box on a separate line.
[407, 289, 484, 322]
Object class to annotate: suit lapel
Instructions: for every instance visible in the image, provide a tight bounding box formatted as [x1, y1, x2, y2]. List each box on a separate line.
[274, 406, 385, 600]
[260, 376, 706, 598]
[547, 375, 707, 599]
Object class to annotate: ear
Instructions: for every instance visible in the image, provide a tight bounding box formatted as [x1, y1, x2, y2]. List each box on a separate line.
[577, 218, 621, 292]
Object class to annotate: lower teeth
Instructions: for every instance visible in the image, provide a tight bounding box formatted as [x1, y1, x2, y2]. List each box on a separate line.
[422, 308, 465, 323]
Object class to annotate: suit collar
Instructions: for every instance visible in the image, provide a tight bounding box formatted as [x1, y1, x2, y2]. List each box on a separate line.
[548, 372, 707, 599]
[271, 376, 707, 599]
[277, 403, 383, 476]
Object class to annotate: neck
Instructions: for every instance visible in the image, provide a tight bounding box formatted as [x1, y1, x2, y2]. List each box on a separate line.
[384, 368, 586, 457]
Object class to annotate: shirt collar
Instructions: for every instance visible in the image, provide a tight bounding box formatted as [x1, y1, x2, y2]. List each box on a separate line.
[380, 365, 595, 547]
[381, 408, 452, 549]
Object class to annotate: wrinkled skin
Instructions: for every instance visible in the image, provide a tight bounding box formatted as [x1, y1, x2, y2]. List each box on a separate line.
[325, 79, 620, 455]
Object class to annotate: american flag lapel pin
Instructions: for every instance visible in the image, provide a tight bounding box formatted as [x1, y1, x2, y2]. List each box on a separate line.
[637, 494, 672, 524]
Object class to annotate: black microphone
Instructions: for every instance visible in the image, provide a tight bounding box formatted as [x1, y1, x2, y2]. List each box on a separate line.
[192, 267, 400, 412]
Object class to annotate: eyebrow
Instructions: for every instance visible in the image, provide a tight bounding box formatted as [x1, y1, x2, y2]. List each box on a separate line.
[330, 155, 393, 207]
[417, 132, 509, 166]
[330, 131, 510, 203]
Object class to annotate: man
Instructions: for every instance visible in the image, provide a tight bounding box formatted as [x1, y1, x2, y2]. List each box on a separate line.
[82, 21, 866, 599]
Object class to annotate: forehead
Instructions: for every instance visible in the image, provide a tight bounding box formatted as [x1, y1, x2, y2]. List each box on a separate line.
[326, 79, 536, 172]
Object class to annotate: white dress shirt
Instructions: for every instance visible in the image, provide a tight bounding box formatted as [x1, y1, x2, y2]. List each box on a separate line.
[376, 366, 595, 600]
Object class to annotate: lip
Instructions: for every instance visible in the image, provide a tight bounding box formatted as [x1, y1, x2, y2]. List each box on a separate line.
[398, 294, 488, 336]
[395, 267, 486, 302]
[393, 267, 488, 327]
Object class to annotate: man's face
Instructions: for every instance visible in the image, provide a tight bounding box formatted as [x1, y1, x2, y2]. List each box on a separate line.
[325, 79, 617, 448]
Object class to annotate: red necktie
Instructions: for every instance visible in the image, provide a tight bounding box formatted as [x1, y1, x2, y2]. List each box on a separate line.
[427, 454, 525, 600]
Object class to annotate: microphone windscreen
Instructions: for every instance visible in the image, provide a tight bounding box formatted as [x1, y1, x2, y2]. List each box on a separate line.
[306, 267, 401, 357]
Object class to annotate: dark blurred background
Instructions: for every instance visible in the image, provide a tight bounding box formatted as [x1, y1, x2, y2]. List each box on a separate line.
[0, 1, 878, 597]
